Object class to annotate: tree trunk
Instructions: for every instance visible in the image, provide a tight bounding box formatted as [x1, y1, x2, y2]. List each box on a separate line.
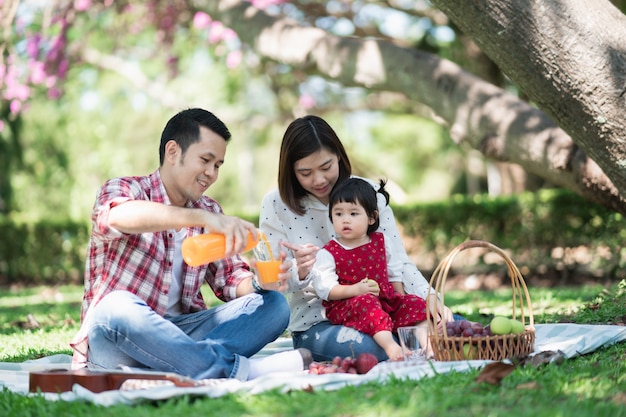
[201, 0, 626, 214]
[430, 0, 626, 206]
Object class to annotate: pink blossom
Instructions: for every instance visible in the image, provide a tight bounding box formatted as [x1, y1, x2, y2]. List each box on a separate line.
[166, 55, 179, 78]
[45, 75, 57, 88]
[208, 21, 225, 43]
[57, 59, 69, 79]
[47, 87, 62, 99]
[74, 0, 91, 12]
[26, 35, 42, 59]
[160, 15, 174, 31]
[299, 94, 316, 109]
[14, 84, 30, 101]
[193, 12, 212, 29]
[251, 0, 287, 8]
[5, 69, 30, 101]
[47, 34, 66, 63]
[226, 50, 242, 69]
[10, 99, 22, 114]
[28, 60, 47, 84]
[221, 28, 238, 42]
[44, 32, 68, 77]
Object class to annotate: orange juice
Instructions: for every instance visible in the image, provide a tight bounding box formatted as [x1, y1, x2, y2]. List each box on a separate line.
[182, 231, 259, 267]
[255, 260, 282, 284]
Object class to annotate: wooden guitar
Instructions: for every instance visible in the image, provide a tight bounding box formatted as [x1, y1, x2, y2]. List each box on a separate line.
[29, 368, 200, 393]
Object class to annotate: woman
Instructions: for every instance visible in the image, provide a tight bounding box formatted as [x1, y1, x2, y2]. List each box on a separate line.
[259, 115, 453, 362]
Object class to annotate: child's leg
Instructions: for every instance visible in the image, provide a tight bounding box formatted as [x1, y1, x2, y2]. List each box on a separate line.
[373, 330, 404, 361]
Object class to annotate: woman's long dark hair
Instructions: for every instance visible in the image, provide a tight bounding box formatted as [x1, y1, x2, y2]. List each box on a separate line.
[278, 115, 352, 215]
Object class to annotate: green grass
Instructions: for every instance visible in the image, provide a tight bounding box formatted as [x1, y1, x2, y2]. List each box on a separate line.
[1, 281, 625, 417]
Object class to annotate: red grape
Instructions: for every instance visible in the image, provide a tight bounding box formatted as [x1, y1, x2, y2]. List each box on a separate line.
[308, 354, 377, 375]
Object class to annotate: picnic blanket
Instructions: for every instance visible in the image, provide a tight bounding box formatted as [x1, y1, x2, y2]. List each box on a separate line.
[2, 323, 625, 406]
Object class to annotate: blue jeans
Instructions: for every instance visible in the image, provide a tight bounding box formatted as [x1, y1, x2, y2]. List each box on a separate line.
[292, 314, 467, 362]
[86, 290, 289, 380]
[292, 321, 389, 362]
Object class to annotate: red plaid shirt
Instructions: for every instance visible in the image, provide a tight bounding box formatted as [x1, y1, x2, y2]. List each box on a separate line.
[70, 169, 252, 367]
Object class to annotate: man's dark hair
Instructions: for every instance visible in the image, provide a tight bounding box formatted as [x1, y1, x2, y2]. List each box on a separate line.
[159, 108, 231, 165]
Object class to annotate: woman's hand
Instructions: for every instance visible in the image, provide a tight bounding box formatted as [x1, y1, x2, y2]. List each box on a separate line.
[281, 242, 319, 280]
[426, 293, 454, 325]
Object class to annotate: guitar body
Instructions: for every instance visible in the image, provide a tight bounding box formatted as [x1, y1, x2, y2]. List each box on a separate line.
[29, 368, 198, 393]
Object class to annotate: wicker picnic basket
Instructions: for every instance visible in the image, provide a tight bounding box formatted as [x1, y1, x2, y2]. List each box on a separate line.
[427, 240, 535, 361]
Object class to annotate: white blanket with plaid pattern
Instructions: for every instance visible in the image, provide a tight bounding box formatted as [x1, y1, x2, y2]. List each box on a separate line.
[1, 323, 624, 406]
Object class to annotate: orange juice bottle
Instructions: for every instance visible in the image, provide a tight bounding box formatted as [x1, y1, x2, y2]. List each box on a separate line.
[182, 231, 259, 267]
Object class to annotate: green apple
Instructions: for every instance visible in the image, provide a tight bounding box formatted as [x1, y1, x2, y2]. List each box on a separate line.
[509, 318, 525, 334]
[366, 279, 379, 289]
[463, 343, 476, 359]
[490, 316, 513, 335]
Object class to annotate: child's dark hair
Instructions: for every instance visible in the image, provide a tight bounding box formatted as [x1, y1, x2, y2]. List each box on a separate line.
[328, 178, 390, 235]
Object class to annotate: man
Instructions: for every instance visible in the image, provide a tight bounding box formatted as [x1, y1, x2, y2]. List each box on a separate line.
[70, 108, 310, 380]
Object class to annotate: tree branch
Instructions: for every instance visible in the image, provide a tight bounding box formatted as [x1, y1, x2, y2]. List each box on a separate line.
[197, 0, 625, 213]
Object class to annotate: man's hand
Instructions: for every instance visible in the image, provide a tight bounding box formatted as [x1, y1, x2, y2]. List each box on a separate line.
[203, 213, 257, 258]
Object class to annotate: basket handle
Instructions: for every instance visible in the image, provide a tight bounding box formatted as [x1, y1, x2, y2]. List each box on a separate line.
[426, 240, 535, 337]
